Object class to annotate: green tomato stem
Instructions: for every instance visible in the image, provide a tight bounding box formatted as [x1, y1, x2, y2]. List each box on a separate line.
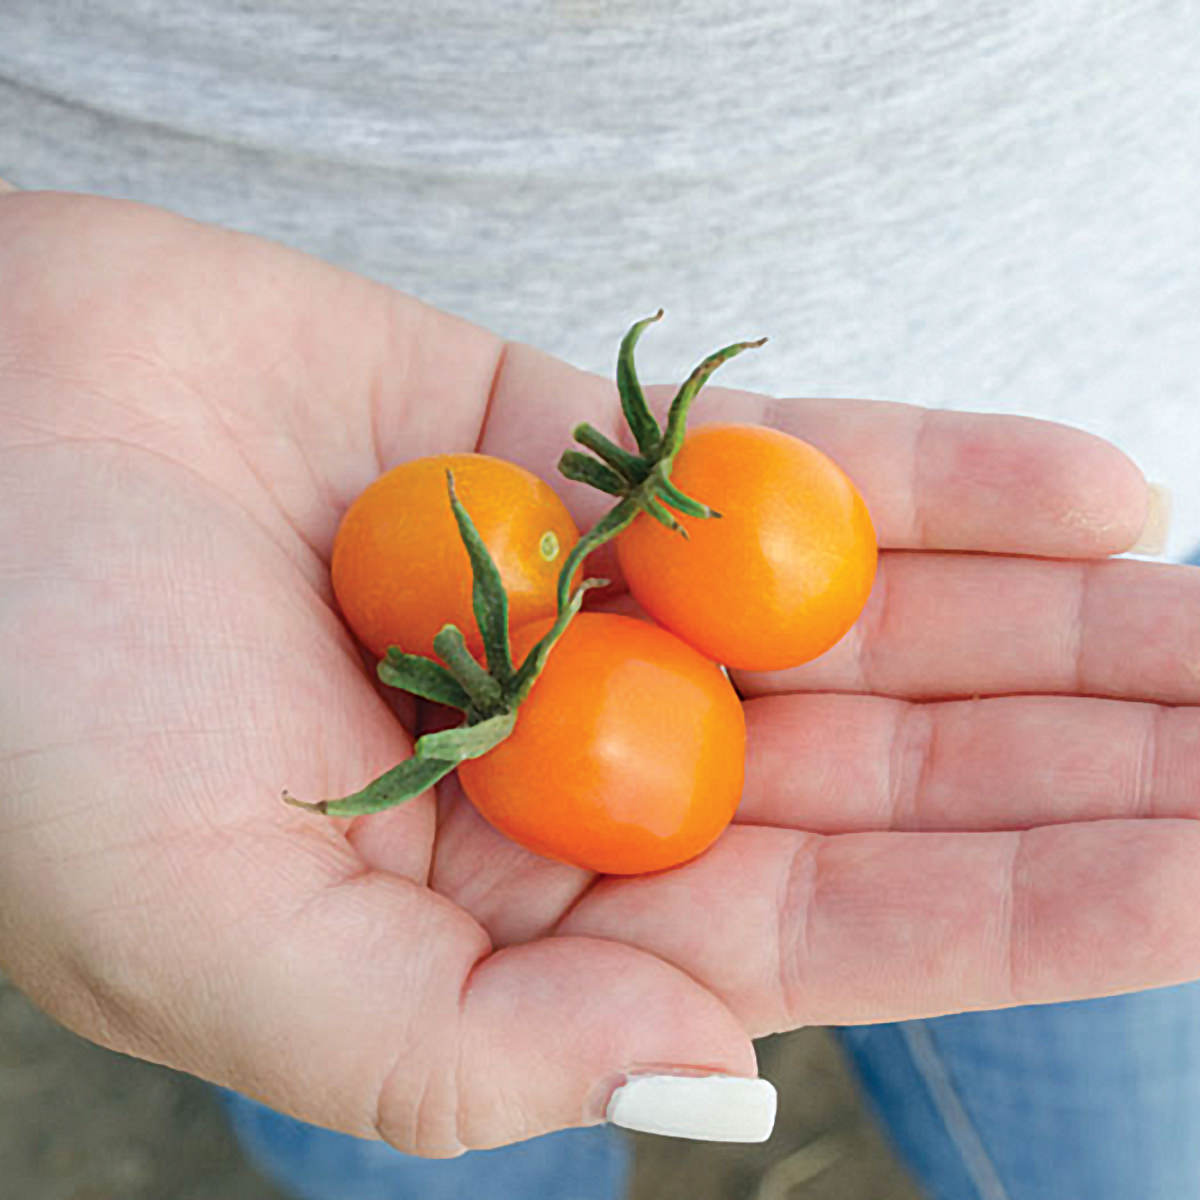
[446, 471, 514, 684]
[416, 710, 517, 761]
[559, 450, 625, 495]
[659, 337, 768, 468]
[616, 309, 665, 459]
[511, 576, 607, 703]
[432, 625, 505, 716]
[572, 423, 649, 485]
[377, 648, 473, 709]
[554, 494, 641, 612]
[553, 315, 766, 611]
[282, 753, 457, 817]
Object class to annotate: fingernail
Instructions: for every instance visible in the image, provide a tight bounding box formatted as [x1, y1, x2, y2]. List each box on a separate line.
[606, 1073, 777, 1142]
[1130, 482, 1171, 555]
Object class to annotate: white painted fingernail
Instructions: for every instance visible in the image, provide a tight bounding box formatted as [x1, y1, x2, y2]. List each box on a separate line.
[606, 1073, 777, 1142]
[1130, 482, 1171, 555]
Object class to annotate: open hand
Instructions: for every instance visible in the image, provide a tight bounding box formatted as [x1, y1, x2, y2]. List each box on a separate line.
[1, 193, 1190, 1155]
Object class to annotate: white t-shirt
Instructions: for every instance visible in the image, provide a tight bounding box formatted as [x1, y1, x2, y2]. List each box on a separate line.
[2, 2, 1196, 555]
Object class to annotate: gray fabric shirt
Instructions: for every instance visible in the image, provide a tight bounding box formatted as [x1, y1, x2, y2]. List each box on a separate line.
[2, 2, 1197, 553]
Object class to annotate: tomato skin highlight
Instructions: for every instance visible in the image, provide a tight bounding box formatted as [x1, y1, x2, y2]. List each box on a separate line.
[457, 613, 746, 875]
[616, 424, 878, 672]
[331, 453, 579, 661]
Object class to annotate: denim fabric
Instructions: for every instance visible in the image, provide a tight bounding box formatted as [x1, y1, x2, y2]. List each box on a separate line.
[836, 983, 1200, 1199]
[217, 1088, 630, 1200]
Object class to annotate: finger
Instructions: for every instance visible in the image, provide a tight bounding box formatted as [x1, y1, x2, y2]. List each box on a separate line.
[480, 339, 1153, 559]
[740, 691, 1200, 832]
[677, 388, 1155, 557]
[557, 821, 1200, 1033]
[737, 554, 1200, 704]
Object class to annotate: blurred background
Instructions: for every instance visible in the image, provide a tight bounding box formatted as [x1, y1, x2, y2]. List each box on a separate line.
[2, 970, 921, 1200]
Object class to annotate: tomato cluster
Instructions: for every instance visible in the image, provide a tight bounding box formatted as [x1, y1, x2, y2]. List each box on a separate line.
[296, 316, 878, 875]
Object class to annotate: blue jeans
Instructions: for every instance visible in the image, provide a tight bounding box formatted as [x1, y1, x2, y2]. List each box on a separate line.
[836, 983, 1200, 1198]
[218, 1090, 630, 1200]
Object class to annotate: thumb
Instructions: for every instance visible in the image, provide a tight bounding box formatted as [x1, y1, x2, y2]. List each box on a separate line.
[387, 934, 774, 1154]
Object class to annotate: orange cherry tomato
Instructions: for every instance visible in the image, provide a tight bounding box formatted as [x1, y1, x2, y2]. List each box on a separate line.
[617, 424, 877, 672]
[331, 453, 579, 661]
[457, 612, 746, 875]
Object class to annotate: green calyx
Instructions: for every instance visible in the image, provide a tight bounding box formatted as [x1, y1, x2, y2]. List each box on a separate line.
[283, 470, 604, 817]
[554, 310, 766, 609]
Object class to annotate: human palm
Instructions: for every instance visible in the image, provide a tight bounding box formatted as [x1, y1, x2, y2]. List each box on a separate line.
[2, 193, 1196, 1155]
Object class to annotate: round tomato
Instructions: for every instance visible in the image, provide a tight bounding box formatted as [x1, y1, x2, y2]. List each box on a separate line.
[456, 612, 745, 874]
[618, 424, 877, 672]
[331, 453, 578, 661]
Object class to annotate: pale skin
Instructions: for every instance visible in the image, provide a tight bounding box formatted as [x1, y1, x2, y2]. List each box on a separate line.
[1, 191, 1197, 1156]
